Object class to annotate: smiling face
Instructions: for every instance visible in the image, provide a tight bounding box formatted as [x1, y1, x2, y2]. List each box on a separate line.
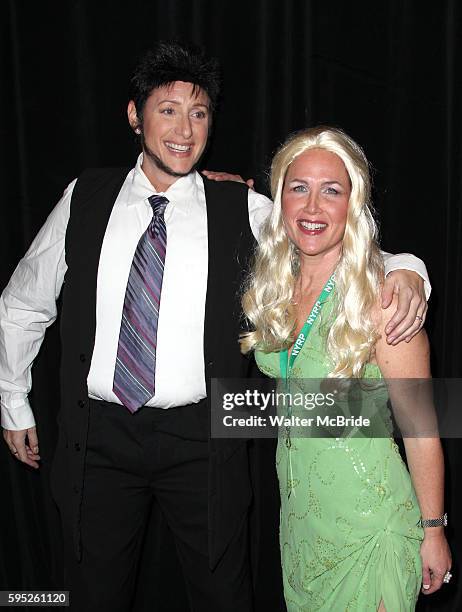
[282, 148, 351, 264]
[128, 80, 211, 191]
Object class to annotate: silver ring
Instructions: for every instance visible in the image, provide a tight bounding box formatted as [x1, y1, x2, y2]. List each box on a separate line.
[415, 315, 423, 322]
[443, 571, 452, 583]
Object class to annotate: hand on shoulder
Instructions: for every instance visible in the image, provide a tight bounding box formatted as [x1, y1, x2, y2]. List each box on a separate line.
[202, 170, 255, 189]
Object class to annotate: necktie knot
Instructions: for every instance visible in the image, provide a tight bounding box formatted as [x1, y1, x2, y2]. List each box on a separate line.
[148, 195, 169, 216]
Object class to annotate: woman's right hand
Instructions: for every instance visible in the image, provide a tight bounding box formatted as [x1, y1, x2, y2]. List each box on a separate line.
[420, 530, 452, 594]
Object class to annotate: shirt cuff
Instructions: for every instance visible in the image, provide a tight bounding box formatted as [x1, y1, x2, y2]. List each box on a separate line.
[1, 394, 36, 430]
[383, 252, 431, 300]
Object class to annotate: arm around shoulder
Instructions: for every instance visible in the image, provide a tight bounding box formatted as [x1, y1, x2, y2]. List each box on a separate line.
[381, 250, 431, 299]
[247, 189, 273, 242]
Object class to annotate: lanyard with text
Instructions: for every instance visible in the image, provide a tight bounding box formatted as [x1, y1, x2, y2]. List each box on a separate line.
[279, 273, 336, 381]
[279, 273, 335, 498]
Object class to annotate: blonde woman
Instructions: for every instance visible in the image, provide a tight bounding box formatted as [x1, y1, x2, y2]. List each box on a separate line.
[240, 126, 451, 611]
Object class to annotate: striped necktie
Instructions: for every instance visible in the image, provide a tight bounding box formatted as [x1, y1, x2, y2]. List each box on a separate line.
[113, 195, 168, 412]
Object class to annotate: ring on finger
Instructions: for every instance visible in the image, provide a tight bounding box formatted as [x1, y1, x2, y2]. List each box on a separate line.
[443, 571, 452, 583]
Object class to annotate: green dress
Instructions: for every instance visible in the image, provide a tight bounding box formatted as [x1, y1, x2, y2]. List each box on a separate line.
[255, 293, 423, 611]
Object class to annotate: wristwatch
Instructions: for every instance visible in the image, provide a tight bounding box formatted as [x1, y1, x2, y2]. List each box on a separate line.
[418, 513, 448, 528]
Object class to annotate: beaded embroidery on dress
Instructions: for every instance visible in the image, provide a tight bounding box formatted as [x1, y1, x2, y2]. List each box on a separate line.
[255, 291, 423, 611]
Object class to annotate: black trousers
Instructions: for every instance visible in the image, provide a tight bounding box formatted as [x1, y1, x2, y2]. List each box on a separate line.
[54, 400, 253, 612]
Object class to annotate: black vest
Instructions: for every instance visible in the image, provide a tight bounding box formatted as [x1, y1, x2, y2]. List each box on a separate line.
[57, 167, 256, 567]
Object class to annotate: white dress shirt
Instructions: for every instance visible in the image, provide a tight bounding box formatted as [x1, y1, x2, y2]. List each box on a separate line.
[0, 154, 430, 430]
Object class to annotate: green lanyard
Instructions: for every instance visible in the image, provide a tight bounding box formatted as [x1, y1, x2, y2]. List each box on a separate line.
[279, 273, 336, 381]
[279, 273, 335, 499]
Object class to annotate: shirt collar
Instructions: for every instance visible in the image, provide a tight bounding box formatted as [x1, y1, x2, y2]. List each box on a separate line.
[127, 153, 198, 216]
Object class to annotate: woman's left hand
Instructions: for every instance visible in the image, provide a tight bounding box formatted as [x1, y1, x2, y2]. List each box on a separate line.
[420, 531, 452, 595]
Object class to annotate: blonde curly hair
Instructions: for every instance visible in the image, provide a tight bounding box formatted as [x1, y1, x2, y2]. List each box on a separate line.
[240, 126, 384, 377]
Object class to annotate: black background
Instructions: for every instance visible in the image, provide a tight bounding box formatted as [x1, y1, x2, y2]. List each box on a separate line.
[1, 1, 461, 610]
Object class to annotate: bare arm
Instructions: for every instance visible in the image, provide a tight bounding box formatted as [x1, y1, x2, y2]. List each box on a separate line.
[375, 302, 451, 595]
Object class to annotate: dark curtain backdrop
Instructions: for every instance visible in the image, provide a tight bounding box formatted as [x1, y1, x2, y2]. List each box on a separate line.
[1, 1, 461, 610]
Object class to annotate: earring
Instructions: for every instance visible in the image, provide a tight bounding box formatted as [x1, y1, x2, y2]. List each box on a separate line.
[290, 245, 300, 274]
[135, 127, 141, 134]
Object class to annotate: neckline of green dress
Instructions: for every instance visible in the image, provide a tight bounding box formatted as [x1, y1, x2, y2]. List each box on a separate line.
[255, 288, 382, 380]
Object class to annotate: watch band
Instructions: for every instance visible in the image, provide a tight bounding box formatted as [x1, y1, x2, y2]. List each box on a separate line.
[419, 512, 448, 528]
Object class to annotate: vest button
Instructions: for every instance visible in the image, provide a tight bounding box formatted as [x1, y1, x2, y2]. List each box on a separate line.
[74, 442, 81, 452]
[77, 400, 85, 408]
[79, 353, 86, 362]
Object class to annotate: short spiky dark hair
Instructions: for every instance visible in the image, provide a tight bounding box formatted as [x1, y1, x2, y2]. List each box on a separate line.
[129, 41, 221, 119]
